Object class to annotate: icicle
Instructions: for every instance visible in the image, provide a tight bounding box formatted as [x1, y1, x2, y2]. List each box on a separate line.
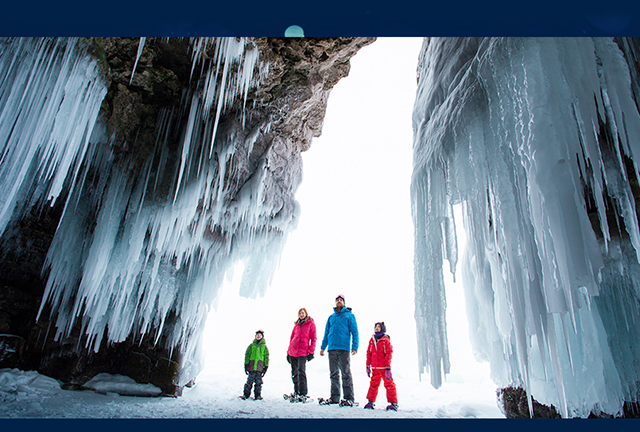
[129, 37, 146, 85]
[0, 37, 285, 388]
[0, 35, 310, 392]
[413, 37, 640, 417]
[0, 37, 108, 236]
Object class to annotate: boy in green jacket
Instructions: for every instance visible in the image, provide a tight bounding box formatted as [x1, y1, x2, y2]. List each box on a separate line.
[240, 329, 270, 400]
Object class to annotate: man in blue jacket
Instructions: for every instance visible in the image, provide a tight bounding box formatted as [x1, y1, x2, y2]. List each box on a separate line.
[319, 294, 359, 406]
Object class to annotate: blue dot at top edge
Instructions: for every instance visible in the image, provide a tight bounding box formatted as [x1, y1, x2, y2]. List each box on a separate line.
[284, 25, 304, 37]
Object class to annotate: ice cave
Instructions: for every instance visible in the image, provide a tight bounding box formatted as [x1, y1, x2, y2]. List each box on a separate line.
[1, 36, 640, 418]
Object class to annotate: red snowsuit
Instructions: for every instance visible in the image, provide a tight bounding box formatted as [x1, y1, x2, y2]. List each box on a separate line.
[366, 334, 398, 403]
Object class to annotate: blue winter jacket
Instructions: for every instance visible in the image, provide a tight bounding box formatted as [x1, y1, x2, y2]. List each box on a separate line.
[320, 307, 359, 352]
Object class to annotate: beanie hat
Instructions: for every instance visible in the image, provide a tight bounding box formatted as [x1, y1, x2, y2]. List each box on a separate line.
[374, 322, 386, 333]
[255, 329, 265, 336]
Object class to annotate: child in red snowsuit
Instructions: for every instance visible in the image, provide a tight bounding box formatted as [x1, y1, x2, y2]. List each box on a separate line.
[364, 322, 398, 411]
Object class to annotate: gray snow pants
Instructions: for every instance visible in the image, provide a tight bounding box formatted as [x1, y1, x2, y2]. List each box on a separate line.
[328, 349, 354, 402]
[243, 370, 263, 398]
[290, 356, 308, 396]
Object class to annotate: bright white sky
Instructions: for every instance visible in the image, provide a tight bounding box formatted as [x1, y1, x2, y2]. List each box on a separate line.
[203, 38, 491, 389]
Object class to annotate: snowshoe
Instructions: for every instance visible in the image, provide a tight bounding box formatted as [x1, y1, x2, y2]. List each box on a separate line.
[386, 403, 398, 411]
[364, 401, 375, 410]
[339, 399, 359, 407]
[318, 397, 340, 405]
[284, 393, 311, 403]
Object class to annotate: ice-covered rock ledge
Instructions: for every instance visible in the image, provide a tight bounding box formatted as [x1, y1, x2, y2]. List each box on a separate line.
[0, 37, 374, 396]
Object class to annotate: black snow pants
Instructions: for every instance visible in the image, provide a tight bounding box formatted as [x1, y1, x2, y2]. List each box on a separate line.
[328, 349, 354, 402]
[290, 356, 308, 396]
[243, 370, 263, 398]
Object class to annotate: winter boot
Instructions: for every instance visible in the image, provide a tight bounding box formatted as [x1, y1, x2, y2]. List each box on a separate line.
[239, 395, 249, 400]
[386, 403, 398, 411]
[319, 397, 340, 405]
[254, 394, 263, 400]
[364, 401, 375, 410]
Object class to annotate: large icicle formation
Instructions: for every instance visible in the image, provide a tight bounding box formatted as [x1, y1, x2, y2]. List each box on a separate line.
[0, 37, 291, 385]
[0, 38, 108, 235]
[412, 38, 640, 417]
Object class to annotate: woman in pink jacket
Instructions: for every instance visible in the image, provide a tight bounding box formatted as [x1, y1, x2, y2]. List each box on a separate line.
[285, 307, 317, 403]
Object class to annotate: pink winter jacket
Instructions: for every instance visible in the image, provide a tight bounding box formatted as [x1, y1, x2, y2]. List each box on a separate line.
[287, 317, 317, 357]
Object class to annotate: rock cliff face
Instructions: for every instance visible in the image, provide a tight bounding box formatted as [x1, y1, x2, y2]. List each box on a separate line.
[0, 37, 374, 395]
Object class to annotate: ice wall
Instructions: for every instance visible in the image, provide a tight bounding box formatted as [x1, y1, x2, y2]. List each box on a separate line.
[411, 38, 640, 417]
[0, 37, 289, 385]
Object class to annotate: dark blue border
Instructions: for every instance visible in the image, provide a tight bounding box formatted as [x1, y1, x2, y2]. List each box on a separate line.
[1, 0, 639, 36]
[1, 418, 640, 432]
[1, 0, 640, 430]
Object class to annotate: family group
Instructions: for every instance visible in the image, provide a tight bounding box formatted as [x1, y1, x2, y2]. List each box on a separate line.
[240, 294, 399, 411]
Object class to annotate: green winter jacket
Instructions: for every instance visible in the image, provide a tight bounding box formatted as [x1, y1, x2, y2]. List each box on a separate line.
[245, 338, 269, 372]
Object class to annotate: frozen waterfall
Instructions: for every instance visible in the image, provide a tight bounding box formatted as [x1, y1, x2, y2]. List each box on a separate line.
[412, 37, 640, 417]
[0, 37, 289, 386]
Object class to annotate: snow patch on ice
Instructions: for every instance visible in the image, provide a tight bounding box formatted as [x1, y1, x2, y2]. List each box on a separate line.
[83, 373, 162, 397]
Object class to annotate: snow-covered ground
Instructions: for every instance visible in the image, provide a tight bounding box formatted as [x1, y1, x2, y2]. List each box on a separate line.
[0, 363, 503, 418]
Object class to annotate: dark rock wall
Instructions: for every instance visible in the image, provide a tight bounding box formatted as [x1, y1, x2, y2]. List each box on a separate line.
[499, 386, 640, 418]
[498, 387, 562, 418]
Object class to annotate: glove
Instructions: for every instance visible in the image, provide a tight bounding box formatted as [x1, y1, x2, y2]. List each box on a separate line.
[385, 368, 392, 379]
[245, 370, 249, 375]
[261, 366, 268, 377]
[286, 354, 291, 364]
[366, 365, 371, 378]
[307, 353, 314, 362]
